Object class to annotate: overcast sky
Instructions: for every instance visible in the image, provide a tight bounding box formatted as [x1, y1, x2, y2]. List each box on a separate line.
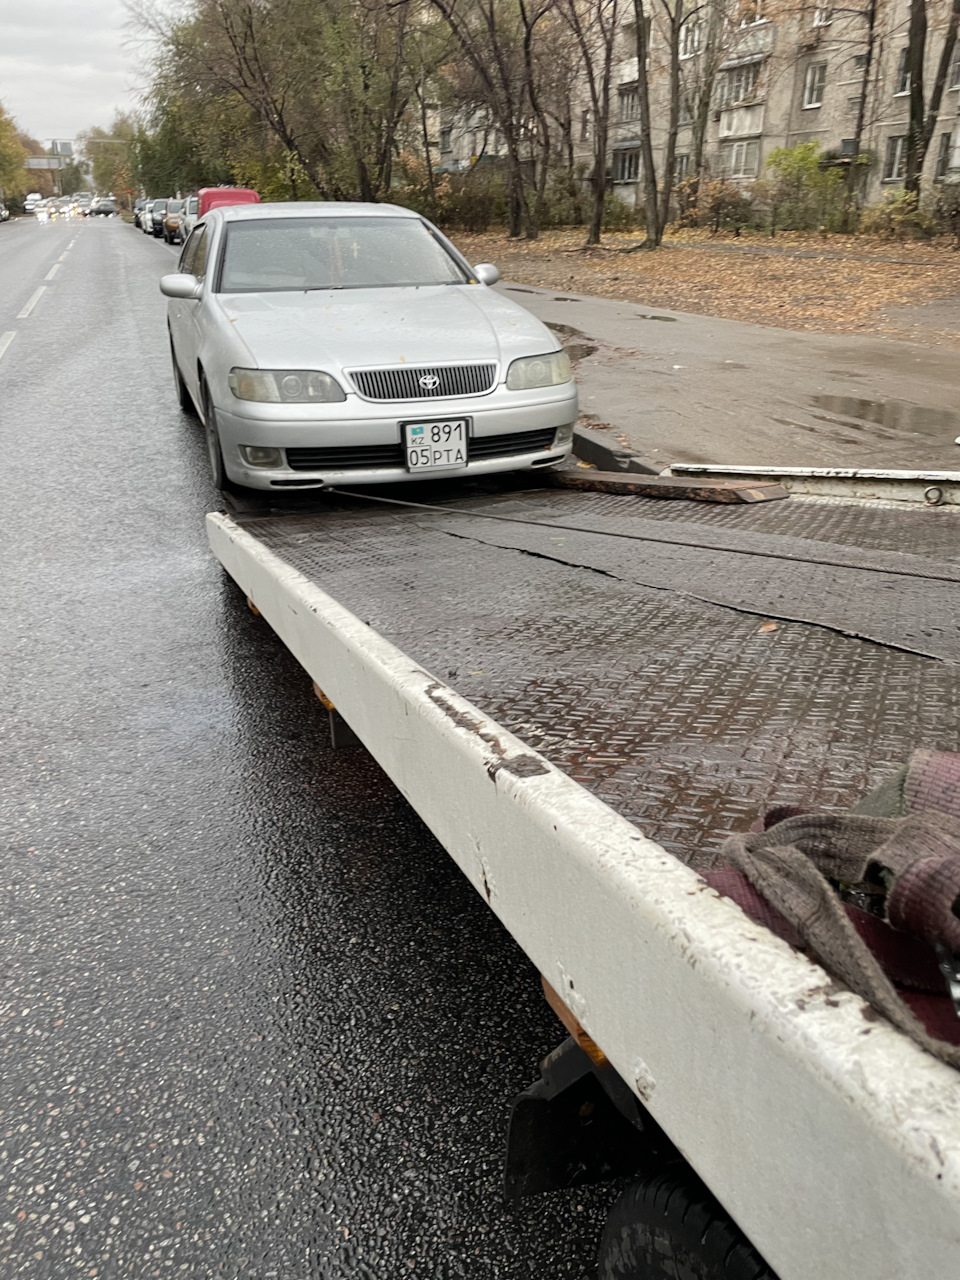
[1, 2, 141, 145]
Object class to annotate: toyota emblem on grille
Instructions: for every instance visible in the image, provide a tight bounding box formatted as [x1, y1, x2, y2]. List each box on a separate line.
[419, 374, 440, 390]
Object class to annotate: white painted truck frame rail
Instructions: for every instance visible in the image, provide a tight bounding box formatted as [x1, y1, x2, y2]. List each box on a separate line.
[208, 510, 960, 1280]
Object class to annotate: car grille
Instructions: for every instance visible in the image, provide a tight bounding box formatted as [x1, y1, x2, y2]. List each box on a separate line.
[286, 444, 405, 471]
[468, 428, 557, 459]
[350, 364, 496, 401]
[285, 429, 557, 472]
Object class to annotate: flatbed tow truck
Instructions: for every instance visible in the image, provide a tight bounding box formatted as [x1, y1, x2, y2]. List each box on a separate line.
[206, 467, 960, 1280]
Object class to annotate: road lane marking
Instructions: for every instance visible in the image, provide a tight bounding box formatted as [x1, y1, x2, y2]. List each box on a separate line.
[45, 264, 60, 280]
[0, 332, 15, 362]
[17, 286, 46, 319]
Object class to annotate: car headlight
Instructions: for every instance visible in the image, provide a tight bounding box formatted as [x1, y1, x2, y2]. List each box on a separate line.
[228, 368, 347, 404]
[505, 351, 572, 391]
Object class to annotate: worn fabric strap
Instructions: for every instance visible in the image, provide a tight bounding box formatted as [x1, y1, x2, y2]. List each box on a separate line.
[721, 803, 960, 1069]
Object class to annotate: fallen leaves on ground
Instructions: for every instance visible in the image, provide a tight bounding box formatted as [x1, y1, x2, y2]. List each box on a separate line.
[455, 227, 960, 343]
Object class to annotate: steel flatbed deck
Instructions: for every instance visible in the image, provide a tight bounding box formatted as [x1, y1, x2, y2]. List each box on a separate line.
[208, 478, 960, 1280]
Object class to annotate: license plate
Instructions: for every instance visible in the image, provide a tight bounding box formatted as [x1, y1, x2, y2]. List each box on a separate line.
[403, 419, 469, 472]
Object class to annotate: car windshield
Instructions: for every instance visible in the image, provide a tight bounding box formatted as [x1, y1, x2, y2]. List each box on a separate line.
[218, 217, 467, 293]
[168, 201, 183, 213]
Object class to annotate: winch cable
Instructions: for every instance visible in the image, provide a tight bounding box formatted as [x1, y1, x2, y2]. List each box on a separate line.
[326, 487, 960, 585]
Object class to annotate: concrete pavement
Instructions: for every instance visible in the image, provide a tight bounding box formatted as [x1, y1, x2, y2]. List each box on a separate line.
[498, 282, 960, 471]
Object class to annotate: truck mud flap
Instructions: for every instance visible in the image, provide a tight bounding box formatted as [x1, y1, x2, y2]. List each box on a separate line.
[505, 1036, 659, 1199]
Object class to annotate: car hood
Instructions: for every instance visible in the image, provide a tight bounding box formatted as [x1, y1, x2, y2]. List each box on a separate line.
[214, 285, 558, 375]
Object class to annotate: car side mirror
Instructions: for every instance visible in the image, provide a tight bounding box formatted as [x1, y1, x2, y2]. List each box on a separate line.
[159, 273, 202, 300]
[473, 263, 500, 286]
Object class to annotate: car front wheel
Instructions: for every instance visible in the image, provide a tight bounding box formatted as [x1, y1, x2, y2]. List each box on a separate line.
[202, 381, 230, 490]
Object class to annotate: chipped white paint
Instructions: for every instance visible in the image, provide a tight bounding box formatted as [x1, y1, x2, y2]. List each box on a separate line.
[208, 510, 960, 1280]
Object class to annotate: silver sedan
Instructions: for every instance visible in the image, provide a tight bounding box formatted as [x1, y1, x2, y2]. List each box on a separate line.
[160, 202, 578, 490]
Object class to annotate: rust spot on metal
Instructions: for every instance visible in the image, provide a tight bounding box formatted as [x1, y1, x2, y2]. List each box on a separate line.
[425, 683, 549, 781]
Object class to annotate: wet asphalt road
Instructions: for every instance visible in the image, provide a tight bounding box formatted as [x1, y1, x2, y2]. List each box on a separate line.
[0, 218, 611, 1276]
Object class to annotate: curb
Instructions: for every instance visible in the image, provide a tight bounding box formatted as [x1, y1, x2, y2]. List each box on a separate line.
[572, 424, 663, 476]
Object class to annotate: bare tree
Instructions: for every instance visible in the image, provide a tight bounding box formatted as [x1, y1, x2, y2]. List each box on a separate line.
[905, 0, 960, 193]
[557, 0, 620, 243]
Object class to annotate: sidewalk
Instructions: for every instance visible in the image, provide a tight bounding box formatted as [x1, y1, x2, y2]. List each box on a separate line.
[497, 282, 960, 471]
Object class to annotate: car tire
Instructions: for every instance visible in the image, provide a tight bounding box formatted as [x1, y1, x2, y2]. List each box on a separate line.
[598, 1164, 777, 1280]
[170, 340, 195, 415]
[201, 380, 232, 491]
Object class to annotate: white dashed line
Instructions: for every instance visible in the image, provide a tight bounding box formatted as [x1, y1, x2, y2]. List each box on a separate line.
[45, 263, 61, 280]
[17, 286, 46, 319]
[0, 332, 16, 362]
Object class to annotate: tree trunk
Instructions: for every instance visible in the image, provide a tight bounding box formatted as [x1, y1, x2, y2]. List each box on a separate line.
[633, 0, 660, 244]
[904, 0, 928, 195]
[657, 0, 684, 240]
[843, 0, 878, 229]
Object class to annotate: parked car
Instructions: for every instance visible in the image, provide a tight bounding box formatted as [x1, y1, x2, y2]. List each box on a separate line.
[89, 198, 118, 216]
[160, 202, 577, 491]
[197, 186, 260, 218]
[162, 199, 185, 244]
[132, 197, 147, 228]
[141, 200, 156, 234]
[0, 203, 9, 222]
[24, 192, 42, 214]
[178, 195, 199, 242]
[146, 198, 169, 235]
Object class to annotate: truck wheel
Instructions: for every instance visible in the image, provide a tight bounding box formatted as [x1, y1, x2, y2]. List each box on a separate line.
[599, 1164, 777, 1280]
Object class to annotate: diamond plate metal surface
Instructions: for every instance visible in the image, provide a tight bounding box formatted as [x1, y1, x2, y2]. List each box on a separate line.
[241, 491, 959, 869]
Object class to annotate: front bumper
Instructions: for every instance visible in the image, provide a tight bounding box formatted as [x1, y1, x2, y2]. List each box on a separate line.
[213, 388, 579, 489]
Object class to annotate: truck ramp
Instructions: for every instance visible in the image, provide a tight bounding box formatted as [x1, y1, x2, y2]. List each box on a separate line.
[226, 484, 959, 869]
[208, 481, 960, 1280]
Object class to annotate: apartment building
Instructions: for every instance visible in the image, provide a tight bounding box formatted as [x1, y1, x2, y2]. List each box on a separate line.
[433, 0, 960, 214]
[602, 0, 960, 208]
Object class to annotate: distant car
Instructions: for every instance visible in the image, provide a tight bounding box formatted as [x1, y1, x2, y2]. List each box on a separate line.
[24, 192, 42, 214]
[89, 198, 118, 216]
[178, 195, 199, 242]
[0, 204, 9, 222]
[141, 200, 156, 233]
[148, 198, 169, 236]
[198, 186, 260, 218]
[133, 197, 147, 228]
[160, 202, 577, 491]
[162, 199, 184, 244]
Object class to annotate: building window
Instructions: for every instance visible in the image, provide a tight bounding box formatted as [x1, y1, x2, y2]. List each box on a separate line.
[803, 62, 826, 107]
[853, 53, 868, 68]
[813, 7, 833, 24]
[739, 0, 765, 27]
[717, 61, 761, 108]
[613, 148, 641, 182]
[884, 135, 906, 180]
[678, 96, 694, 125]
[580, 110, 591, 141]
[440, 127, 452, 153]
[679, 20, 702, 58]
[847, 94, 862, 115]
[949, 44, 960, 89]
[895, 48, 910, 95]
[618, 84, 640, 122]
[935, 132, 952, 180]
[721, 138, 760, 177]
[675, 154, 691, 179]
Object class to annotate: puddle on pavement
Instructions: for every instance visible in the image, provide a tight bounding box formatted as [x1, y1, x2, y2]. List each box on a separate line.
[566, 343, 599, 362]
[634, 313, 678, 322]
[546, 321, 586, 338]
[811, 395, 960, 437]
